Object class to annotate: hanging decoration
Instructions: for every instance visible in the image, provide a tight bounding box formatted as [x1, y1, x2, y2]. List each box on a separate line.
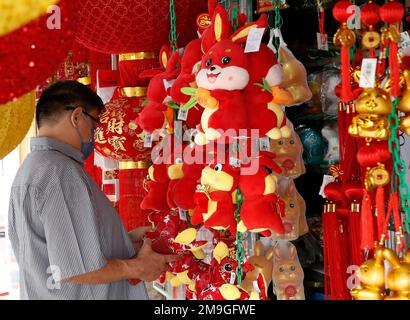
[0, 91, 35, 160]
[0, 0, 76, 104]
[75, 0, 208, 54]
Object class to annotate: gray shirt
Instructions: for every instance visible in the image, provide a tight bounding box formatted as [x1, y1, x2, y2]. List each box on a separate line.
[8, 137, 148, 300]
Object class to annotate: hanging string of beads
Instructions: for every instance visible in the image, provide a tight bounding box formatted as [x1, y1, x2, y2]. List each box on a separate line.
[234, 187, 245, 285]
[169, 0, 178, 52]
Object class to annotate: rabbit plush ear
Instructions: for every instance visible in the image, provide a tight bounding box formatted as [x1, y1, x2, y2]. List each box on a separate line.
[201, 5, 231, 53]
[165, 51, 182, 79]
[230, 13, 268, 44]
[207, 0, 218, 17]
[159, 45, 171, 69]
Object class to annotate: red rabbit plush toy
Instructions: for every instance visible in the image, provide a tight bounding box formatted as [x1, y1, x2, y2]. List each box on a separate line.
[245, 44, 293, 140]
[137, 46, 181, 133]
[172, 144, 212, 211]
[170, 38, 204, 129]
[194, 6, 268, 145]
[238, 153, 285, 236]
[191, 152, 240, 236]
[140, 161, 170, 212]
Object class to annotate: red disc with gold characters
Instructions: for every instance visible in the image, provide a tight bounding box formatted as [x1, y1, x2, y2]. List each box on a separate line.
[94, 87, 152, 162]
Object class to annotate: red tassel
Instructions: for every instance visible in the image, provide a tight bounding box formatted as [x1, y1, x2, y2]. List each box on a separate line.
[341, 45, 354, 103]
[360, 189, 375, 250]
[375, 186, 386, 239]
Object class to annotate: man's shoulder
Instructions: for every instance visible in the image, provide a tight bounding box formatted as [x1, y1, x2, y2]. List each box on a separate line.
[13, 149, 85, 189]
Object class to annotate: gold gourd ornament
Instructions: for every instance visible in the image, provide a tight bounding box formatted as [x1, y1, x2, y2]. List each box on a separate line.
[348, 88, 392, 140]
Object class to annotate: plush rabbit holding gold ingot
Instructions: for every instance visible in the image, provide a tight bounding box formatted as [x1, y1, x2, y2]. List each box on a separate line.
[398, 70, 410, 135]
[348, 88, 392, 140]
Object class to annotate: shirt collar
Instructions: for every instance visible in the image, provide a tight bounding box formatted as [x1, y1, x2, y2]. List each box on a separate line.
[30, 137, 85, 164]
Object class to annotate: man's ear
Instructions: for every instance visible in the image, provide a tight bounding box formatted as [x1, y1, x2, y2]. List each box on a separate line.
[70, 107, 83, 128]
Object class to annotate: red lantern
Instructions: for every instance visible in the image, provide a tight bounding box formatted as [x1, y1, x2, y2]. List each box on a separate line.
[75, 0, 208, 54]
[0, 0, 76, 104]
[94, 88, 152, 162]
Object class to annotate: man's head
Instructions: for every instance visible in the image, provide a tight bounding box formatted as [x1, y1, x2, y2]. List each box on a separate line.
[36, 80, 104, 157]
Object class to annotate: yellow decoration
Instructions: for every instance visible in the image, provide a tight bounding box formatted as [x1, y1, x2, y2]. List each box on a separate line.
[0, 91, 35, 160]
[118, 52, 158, 61]
[174, 228, 197, 245]
[219, 284, 241, 300]
[213, 241, 229, 264]
[348, 88, 392, 140]
[278, 46, 312, 106]
[0, 0, 59, 37]
[351, 246, 410, 300]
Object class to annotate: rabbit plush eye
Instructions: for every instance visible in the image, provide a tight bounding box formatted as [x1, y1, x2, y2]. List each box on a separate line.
[175, 157, 183, 164]
[206, 58, 212, 67]
[279, 266, 285, 272]
[221, 56, 231, 65]
[290, 203, 295, 208]
[290, 265, 296, 271]
[290, 140, 295, 144]
[214, 163, 223, 171]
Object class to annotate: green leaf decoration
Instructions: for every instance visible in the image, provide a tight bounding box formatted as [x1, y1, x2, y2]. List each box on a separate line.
[254, 78, 272, 94]
[181, 87, 197, 96]
[182, 96, 197, 110]
[167, 101, 180, 110]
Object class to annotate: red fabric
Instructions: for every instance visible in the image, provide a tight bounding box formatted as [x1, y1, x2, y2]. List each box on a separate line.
[118, 168, 150, 230]
[76, 0, 208, 54]
[119, 58, 160, 87]
[0, 0, 76, 103]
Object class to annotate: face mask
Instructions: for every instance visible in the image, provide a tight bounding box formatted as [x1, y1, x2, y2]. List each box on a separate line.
[75, 112, 95, 160]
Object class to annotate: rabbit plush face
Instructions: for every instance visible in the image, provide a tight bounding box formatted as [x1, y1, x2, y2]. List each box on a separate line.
[196, 39, 249, 91]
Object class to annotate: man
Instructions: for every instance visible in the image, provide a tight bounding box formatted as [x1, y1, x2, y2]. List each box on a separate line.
[8, 81, 178, 300]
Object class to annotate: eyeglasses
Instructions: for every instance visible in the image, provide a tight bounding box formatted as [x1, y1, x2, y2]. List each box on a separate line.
[65, 107, 101, 125]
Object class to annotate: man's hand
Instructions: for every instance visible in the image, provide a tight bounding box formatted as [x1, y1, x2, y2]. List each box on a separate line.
[126, 238, 180, 282]
[128, 226, 153, 253]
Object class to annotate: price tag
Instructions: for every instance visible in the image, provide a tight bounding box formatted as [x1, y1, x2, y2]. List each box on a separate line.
[244, 27, 265, 53]
[399, 31, 410, 53]
[316, 32, 329, 51]
[179, 208, 187, 221]
[319, 174, 336, 198]
[178, 108, 189, 121]
[259, 137, 271, 151]
[359, 58, 377, 88]
[229, 157, 241, 168]
[230, 272, 236, 284]
[144, 133, 152, 148]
